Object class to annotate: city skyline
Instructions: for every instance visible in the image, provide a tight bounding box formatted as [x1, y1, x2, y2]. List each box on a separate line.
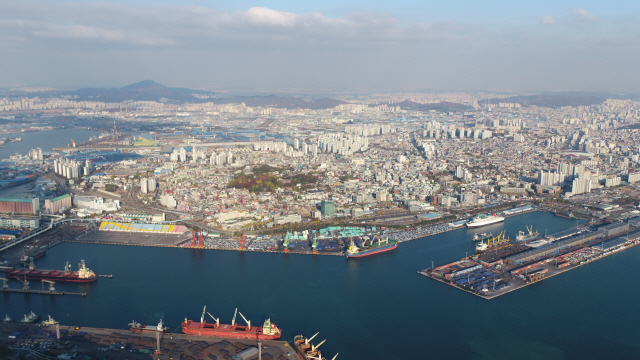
[2, 0, 640, 92]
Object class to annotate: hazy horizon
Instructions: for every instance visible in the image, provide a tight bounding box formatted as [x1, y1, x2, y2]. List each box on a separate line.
[2, 0, 640, 93]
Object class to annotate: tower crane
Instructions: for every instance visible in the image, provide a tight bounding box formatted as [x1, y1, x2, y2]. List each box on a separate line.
[41, 280, 56, 292]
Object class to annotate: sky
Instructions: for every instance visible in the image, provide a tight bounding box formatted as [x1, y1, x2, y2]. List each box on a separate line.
[2, 0, 640, 93]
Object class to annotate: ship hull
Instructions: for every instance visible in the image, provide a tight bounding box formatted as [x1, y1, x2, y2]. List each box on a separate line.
[130, 327, 167, 333]
[182, 321, 281, 340]
[346, 243, 398, 258]
[4, 268, 97, 283]
[466, 218, 504, 228]
[515, 235, 539, 242]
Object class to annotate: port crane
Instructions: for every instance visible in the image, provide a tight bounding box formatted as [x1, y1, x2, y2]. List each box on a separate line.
[17, 277, 29, 291]
[239, 230, 246, 251]
[312, 233, 318, 254]
[41, 280, 56, 292]
[283, 232, 290, 252]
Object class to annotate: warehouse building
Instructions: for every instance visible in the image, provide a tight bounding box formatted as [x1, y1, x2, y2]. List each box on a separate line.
[507, 230, 605, 265]
[600, 221, 629, 237]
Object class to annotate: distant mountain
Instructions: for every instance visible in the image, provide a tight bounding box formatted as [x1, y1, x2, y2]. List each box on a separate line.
[394, 100, 472, 112]
[208, 95, 347, 109]
[70, 80, 212, 102]
[64, 81, 346, 109]
[479, 92, 632, 108]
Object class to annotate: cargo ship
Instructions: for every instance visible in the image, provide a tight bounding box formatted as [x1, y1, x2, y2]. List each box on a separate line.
[554, 212, 576, 220]
[294, 333, 338, 360]
[182, 307, 281, 340]
[4, 260, 97, 283]
[476, 230, 510, 253]
[466, 214, 505, 228]
[516, 226, 539, 242]
[346, 237, 397, 258]
[129, 319, 169, 333]
[471, 232, 492, 242]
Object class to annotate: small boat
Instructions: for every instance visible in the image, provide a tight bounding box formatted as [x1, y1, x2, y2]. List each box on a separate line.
[2, 314, 12, 323]
[19, 311, 40, 323]
[472, 232, 492, 242]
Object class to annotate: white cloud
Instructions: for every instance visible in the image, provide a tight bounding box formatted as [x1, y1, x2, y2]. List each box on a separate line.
[572, 8, 598, 25]
[541, 16, 555, 25]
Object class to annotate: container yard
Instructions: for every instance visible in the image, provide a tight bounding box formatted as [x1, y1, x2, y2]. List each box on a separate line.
[419, 219, 640, 299]
[0, 322, 297, 360]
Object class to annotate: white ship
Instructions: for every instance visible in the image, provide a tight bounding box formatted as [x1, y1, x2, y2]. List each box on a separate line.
[466, 214, 505, 228]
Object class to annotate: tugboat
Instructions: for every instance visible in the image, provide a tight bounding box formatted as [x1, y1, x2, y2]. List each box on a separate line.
[294, 333, 338, 360]
[41, 315, 59, 326]
[129, 319, 169, 333]
[19, 311, 40, 323]
[471, 232, 492, 242]
[2, 314, 12, 323]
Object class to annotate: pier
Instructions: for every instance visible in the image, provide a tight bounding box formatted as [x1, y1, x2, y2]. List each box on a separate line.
[0, 288, 87, 296]
[419, 223, 640, 299]
[0, 323, 297, 360]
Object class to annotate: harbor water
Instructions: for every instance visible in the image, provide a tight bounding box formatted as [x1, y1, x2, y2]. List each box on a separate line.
[2, 211, 640, 359]
[0, 128, 97, 160]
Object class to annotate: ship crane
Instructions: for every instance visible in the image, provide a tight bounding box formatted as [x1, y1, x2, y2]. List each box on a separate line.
[305, 332, 319, 345]
[306, 339, 326, 359]
[207, 312, 220, 327]
[231, 308, 238, 327]
[41, 280, 56, 292]
[238, 311, 251, 330]
[0, 277, 8, 289]
[200, 306, 207, 327]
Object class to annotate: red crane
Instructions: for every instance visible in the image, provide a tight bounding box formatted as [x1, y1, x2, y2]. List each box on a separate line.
[197, 232, 205, 248]
[239, 230, 246, 251]
[190, 231, 197, 247]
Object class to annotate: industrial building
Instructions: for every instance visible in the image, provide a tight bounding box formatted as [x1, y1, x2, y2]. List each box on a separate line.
[600, 221, 629, 237]
[44, 194, 72, 214]
[0, 198, 40, 214]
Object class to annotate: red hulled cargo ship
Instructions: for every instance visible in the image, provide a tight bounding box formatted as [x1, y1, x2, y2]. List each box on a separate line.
[182, 307, 281, 340]
[4, 260, 97, 283]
